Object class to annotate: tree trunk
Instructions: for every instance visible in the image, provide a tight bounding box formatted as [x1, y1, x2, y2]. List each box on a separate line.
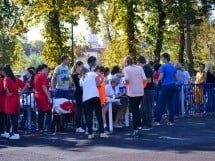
[185, 22, 194, 76]
[125, 0, 137, 63]
[154, 0, 166, 63]
[178, 27, 185, 65]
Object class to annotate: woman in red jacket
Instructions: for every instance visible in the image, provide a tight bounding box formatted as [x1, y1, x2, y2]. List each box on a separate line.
[0, 67, 6, 137]
[34, 64, 52, 134]
[2, 65, 25, 140]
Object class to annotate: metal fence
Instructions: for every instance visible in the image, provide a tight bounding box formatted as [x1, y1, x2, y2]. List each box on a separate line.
[19, 84, 215, 132]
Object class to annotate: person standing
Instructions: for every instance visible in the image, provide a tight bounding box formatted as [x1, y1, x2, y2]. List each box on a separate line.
[71, 61, 85, 133]
[123, 56, 147, 137]
[79, 67, 108, 139]
[154, 53, 177, 126]
[137, 56, 155, 130]
[0, 67, 6, 137]
[51, 55, 72, 99]
[2, 65, 26, 140]
[34, 64, 52, 134]
[84, 56, 97, 72]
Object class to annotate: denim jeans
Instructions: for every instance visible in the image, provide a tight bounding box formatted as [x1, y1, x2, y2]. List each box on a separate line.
[141, 90, 154, 127]
[155, 84, 176, 123]
[38, 110, 52, 131]
[55, 89, 72, 99]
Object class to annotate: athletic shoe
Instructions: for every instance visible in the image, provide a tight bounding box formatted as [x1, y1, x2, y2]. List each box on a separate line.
[76, 127, 85, 133]
[88, 134, 95, 139]
[130, 130, 139, 138]
[167, 122, 175, 126]
[100, 133, 109, 138]
[1, 132, 10, 139]
[153, 121, 161, 126]
[9, 134, 20, 140]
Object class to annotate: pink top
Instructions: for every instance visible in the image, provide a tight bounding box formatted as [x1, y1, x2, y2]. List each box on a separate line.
[123, 65, 146, 97]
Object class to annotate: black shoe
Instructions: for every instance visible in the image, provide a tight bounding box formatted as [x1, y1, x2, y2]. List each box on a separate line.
[130, 130, 139, 138]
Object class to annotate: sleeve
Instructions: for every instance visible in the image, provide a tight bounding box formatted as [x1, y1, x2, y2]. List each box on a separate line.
[17, 78, 25, 89]
[53, 66, 59, 75]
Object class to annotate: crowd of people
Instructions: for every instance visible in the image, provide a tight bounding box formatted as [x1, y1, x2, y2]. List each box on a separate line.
[0, 53, 215, 140]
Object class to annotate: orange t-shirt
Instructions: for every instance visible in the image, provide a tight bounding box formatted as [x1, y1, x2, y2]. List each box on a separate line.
[97, 81, 106, 105]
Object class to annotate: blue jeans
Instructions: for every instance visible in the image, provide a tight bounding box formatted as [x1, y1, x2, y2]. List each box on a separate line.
[155, 84, 176, 123]
[55, 89, 72, 99]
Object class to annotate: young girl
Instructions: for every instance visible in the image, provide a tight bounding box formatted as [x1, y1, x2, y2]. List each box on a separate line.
[2, 65, 25, 140]
[34, 64, 52, 134]
[79, 67, 108, 139]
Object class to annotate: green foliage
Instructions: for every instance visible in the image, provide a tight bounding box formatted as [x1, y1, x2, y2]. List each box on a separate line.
[27, 53, 44, 68]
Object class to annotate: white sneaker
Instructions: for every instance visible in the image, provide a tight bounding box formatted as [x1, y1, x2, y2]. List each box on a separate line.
[9, 134, 20, 140]
[1, 132, 10, 138]
[76, 127, 85, 133]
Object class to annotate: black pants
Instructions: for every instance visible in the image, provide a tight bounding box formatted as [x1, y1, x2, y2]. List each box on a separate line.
[0, 112, 6, 133]
[84, 97, 104, 135]
[38, 110, 52, 131]
[128, 96, 142, 130]
[141, 90, 154, 128]
[75, 94, 84, 128]
[6, 114, 19, 134]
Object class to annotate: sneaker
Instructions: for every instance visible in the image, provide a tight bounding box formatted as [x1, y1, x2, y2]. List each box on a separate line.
[130, 130, 139, 138]
[113, 124, 123, 128]
[153, 121, 161, 126]
[141, 127, 152, 131]
[1, 132, 10, 139]
[100, 133, 109, 138]
[167, 122, 175, 126]
[76, 127, 85, 133]
[88, 134, 95, 139]
[9, 134, 20, 140]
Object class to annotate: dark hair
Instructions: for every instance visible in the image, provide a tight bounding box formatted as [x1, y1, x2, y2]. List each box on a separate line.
[111, 66, 120, 75]
[104, 67, 110, 76]
[61, 54, 69, 62]
[153, 63, 161, 71]
[148, 61, 154, 67]
[71, 60, 83, 74]
[0, 67, 4, 78]
[3, 64, 16, 82]
[94, 65, 105, 73]
[36, 64, 48, 73]
[137, 55, 146, 64]
[87, 56, 96, 64]
[200, 63, 205, 68]
[161, 53, 170, 61]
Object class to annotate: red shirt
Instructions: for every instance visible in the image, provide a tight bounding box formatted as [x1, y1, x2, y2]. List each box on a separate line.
[153, 71, 160, 81]
[34, 72, 51, 111]
[0, 78, 5, 112]
[4, 77, 25, 114]
[34, 72, 50, 95]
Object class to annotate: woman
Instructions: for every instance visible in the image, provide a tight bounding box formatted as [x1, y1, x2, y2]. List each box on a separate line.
[2, 65, 25, 140]
[34, 64, 52, 134]
[0, 67, 6, 137]
[71, 61, 85, 133]
[79, 67, 108, 139]
[194, 63, 206, 114]
[205, 62, 215, 113]
[123, 56, 146, 137]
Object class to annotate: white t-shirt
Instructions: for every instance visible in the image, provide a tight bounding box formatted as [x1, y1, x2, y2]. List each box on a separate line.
[123, 65, 146, 97]
[53, 64, 70, 90]
[105, 84, 115, 97]
[80, 72, 99, 102]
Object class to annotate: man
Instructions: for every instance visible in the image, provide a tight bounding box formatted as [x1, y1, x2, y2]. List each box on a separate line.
[51, 55, 72, 99]
[137, 56, 154, 130]
[154, 53, 177, 126]
[123, 56, 147, 137]
[84, 56, 97, 72]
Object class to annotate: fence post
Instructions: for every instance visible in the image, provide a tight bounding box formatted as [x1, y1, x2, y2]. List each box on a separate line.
[181, 85, 185, 117]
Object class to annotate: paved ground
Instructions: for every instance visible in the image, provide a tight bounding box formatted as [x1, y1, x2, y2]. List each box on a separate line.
[1, 116, 215, 161]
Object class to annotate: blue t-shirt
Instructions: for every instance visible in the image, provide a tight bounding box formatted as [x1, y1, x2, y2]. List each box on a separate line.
[160, 63, 176, 85]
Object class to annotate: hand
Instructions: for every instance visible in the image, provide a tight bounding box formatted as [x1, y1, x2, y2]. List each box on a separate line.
[48, 97, 52, 103]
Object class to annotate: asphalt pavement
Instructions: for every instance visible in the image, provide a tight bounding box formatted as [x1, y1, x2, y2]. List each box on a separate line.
[0, 116, 215, 161]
